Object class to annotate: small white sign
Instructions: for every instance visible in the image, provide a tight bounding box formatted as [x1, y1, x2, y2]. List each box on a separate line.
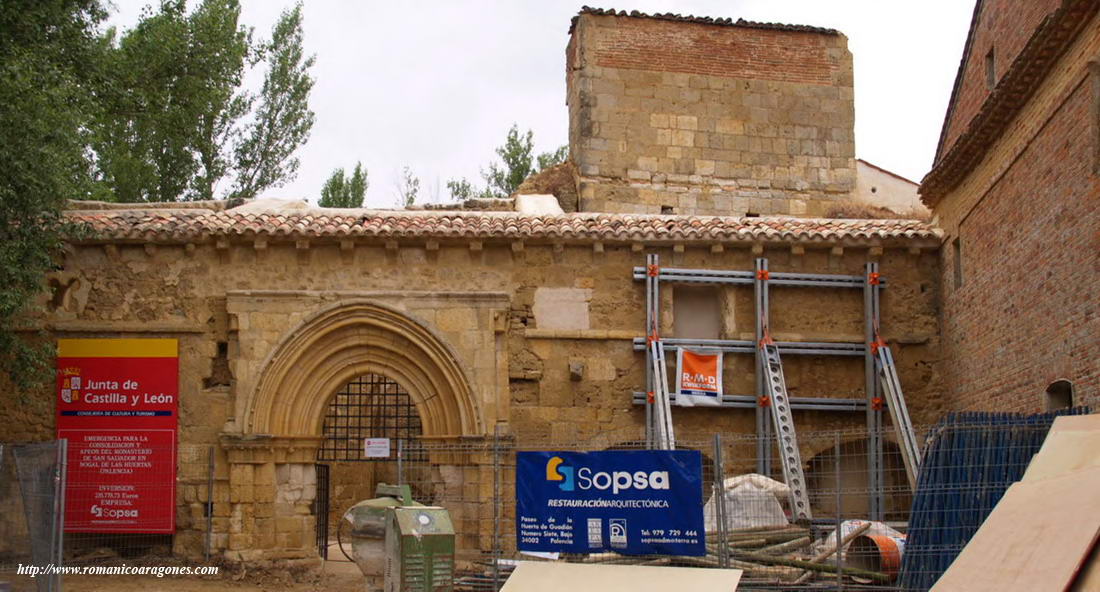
[364, 437, 391, 458]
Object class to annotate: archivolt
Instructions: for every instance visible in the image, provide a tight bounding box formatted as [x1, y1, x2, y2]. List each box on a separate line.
[247, 300, 481, 437]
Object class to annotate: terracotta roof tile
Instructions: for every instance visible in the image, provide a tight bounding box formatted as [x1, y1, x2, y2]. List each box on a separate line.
[65, 209, 940, 247]
[570, 6, 840, 36]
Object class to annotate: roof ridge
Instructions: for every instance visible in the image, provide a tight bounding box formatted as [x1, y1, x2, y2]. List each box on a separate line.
[64, 209, 940, 245]
[569, 6, 841, 36]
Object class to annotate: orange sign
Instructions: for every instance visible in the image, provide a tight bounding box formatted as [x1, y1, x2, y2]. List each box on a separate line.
[675, 349, 722, 407]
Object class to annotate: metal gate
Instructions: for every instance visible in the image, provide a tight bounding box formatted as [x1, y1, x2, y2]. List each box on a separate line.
[317, 373, 425, 462]
[313, 463, 330, 559]
[314, 373, 427, 559]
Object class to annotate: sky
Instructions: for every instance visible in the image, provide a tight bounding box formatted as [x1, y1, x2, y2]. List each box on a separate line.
[105, 1, 976, 208]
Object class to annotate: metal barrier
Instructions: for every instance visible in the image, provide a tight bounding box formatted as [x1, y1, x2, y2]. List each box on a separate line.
[0, 440, 67, 592]
[393, 413, 1082, 592]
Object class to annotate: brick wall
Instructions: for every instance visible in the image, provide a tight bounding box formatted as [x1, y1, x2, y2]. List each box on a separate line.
[938, 0, 1062, 159]
[936, 17, 1100, 412]
[568, 13, 855, 216]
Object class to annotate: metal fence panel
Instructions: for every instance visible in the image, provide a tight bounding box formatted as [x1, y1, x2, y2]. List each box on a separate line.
[0, 440, 66, 592]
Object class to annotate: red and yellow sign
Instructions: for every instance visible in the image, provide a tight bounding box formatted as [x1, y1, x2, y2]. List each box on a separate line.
[675, 348, 723, 407]
[56, 339, 179, 533]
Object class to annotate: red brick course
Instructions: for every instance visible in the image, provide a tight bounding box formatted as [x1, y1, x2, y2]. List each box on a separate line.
[586, 15, 842, 86]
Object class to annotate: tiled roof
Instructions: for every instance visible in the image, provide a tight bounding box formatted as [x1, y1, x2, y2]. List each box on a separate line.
[570, 6, 840, 36]
[65, 209, 940, 246]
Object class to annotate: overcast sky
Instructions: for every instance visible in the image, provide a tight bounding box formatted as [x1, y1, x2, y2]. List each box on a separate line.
[106, 1, 975, 208]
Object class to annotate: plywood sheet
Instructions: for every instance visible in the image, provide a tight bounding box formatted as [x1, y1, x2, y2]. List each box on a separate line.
[500, 561, 742, 592]
[931, 467, 1100, 592]
[1023, 414, 1100, 482]
[1070, 540, 1100, 591]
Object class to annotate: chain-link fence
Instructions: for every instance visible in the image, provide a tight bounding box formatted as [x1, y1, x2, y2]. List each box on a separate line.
[389, 409, 1084, 591]
[0, 440, 67, 592]
[61, 442, 217, 570]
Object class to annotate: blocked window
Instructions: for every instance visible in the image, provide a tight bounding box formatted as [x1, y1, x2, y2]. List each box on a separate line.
[1090, 61, 1100, 175]
[673, 286, 721, 340]
[985, 47, 996, 89]
[952, 237, 963, 289]
[1045, 380, 1074, 411]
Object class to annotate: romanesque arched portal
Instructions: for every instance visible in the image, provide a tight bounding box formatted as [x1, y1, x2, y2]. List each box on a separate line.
[247, 300, 482, 439]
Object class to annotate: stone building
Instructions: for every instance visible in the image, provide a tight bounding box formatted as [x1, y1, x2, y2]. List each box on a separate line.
[919, 0, 1100, 413]
[567, 9, 856, 216]
[0, 8, 952, 564]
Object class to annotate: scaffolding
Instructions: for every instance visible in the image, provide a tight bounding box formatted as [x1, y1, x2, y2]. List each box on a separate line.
[633, 254, 918, 520]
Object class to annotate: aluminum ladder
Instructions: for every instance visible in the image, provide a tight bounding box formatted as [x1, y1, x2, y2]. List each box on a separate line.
[874, 336, 921, 488]
[759, 337, 813, 521]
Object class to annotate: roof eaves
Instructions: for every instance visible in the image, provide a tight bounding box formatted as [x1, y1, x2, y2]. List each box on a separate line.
[569, 6, 840, 36]
[919, 0, 1098, 207]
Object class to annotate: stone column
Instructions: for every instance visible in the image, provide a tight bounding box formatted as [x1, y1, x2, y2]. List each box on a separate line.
[221, 434, 323, 563]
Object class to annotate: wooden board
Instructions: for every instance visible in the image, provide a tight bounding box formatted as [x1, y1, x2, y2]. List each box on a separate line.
[1070, 540, 1100, 591]
[931, 466, 1100, 592]
[500, 561, 742, 592]
[1023, 414, 1100, 482]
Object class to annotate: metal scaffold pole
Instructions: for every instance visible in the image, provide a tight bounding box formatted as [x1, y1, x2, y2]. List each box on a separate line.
[644, 253, 656, 449]
[864, 262, 885, 521]
[754, 257, 772, 476]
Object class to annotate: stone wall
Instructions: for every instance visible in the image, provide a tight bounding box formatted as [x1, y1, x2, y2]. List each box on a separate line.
[567, 13, 856, 216]
[930, 10, 1100, 413]
[0, 231, 941, 560]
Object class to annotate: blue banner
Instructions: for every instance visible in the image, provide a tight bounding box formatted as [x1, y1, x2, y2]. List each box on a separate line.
[516, 450, 705, 556]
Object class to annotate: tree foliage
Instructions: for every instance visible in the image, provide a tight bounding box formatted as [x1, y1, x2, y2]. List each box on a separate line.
[448, 124, 567, 200]
[92, 0, 315, 202]
[0, 0, 106, 387]
[318, 162, 367, 208]
[396, 166, 420, 207]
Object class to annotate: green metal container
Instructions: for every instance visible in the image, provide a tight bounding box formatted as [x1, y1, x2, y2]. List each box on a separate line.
[383, 506, 455, 592]
[346, 483, 422, 577]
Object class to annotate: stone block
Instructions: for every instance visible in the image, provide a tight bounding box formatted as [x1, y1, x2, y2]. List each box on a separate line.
[532, 287, 591, 331]
[650, 113, 669, 128]
[716, 119, 744, 135]
[695, 160, 715, 176]
[672, 130, 694, 147]
[229, 533, 253, 551]
[675, 115, 698, 130]
[437, 308, 476, 332]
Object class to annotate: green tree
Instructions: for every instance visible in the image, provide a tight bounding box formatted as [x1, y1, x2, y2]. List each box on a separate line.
[445, 178, 476, 201]
[0, 0, 106, 387]
[448, 124, 568, 200]
[92, 0, 315, 202]
[318, 162, 367, 208]
[483, 125, 535, 198]
[537, 145, 569, 171]
[232, 2, 315, 199]
[396, 166, 420, 207]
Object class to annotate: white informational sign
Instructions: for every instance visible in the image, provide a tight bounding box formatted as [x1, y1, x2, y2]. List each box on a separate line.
[364, 437, 391, 458]
[675, 348, 723, 407]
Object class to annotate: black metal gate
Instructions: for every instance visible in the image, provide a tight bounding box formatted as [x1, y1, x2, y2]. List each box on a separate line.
[313, 463, 330, 559]
[317, 373, 426, 462]
[314, 373, 428, 560]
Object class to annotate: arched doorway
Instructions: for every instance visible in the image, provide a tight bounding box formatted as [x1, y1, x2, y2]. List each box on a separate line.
[224, 300, 483, 560]
[316, 372, 429, 548]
